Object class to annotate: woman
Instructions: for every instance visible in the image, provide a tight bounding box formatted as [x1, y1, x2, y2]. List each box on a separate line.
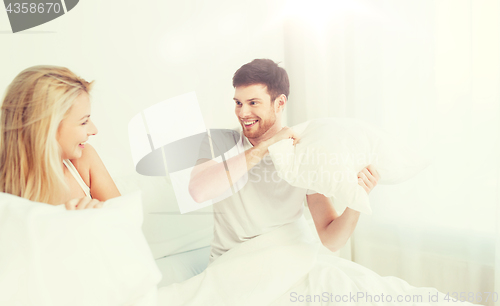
[0, 65, 120, 209]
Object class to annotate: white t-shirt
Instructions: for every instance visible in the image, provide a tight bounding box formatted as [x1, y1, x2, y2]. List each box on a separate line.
[206, 129, 316, 263]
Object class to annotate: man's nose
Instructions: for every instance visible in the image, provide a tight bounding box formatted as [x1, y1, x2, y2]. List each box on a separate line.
[238, 104, 252, 118]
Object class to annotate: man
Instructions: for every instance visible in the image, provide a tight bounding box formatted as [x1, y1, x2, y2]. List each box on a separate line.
[189, 59, 379, 263]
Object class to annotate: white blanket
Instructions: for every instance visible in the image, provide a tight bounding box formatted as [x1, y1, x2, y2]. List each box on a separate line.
[158, 216, 319, 305]
[158, 216, 483, 306]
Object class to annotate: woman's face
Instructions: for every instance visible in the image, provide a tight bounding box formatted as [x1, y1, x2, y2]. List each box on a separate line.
[57, 93, 98, 160]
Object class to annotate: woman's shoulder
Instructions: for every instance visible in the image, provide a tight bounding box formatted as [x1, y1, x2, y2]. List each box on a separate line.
[70, 144, 99, 184]
[73, 143, 100, 163]
[71, 143, 121, 201]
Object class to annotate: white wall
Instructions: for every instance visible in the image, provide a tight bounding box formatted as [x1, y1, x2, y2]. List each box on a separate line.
[0, 0, 286, 178]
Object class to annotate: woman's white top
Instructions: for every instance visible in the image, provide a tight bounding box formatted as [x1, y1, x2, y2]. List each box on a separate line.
[63, 159, 91, 198]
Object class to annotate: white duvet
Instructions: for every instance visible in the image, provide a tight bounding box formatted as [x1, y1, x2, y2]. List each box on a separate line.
[158, 216, 483, 306]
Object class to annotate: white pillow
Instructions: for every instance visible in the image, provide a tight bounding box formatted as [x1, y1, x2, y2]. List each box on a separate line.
[113, 174, 214, 259]
[0, 191, 161, 306]
[268, 118, 429, 214]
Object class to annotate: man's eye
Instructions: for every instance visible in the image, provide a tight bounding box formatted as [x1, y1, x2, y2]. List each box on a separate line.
[250, 102, 256, 105]
[235, 101, 242, 106]
[82, 120, 88, 125]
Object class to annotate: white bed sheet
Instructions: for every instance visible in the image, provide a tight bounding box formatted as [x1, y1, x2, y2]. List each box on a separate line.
[157, 216, 484, 306]
[156, 246, 211, 288]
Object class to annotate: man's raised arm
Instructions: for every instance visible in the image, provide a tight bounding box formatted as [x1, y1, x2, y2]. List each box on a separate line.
[188, 127, 299, 203]
[308, 165, 380, 252]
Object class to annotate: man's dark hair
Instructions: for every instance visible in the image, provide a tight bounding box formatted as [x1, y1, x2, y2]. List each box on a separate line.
[232, 59, 289, 102]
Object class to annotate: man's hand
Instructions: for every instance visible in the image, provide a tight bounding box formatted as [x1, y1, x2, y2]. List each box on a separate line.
[266, 126, 300, 148]
[357, 164, 380, 194]
[64, 197, 103, 210]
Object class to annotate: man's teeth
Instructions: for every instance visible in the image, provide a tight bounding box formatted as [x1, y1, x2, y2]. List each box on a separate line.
[244, 120, 258, 126]
[79, 142, 86, 145]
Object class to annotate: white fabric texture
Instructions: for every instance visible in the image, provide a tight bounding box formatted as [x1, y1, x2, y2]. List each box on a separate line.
[63, 159, 91, 198]
[158, 216, 483, 306]
[268, 118, 428, 214]
[0, 191, 161, 306]
[156, 246, 211, 288]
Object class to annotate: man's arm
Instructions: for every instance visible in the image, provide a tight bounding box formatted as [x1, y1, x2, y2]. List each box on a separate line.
[189, 127, 299, 203]
[189, 143, 268, 203]
[308, 165, 380, 252]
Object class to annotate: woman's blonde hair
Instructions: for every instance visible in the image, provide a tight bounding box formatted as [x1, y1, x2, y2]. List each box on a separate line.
[0, 66, 93, 204]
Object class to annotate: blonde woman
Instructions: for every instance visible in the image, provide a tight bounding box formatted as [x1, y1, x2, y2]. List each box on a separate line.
[0, 65, 120, 209]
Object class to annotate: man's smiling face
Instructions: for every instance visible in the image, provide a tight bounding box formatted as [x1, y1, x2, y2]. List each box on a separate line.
[234, 84, 279, 142]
